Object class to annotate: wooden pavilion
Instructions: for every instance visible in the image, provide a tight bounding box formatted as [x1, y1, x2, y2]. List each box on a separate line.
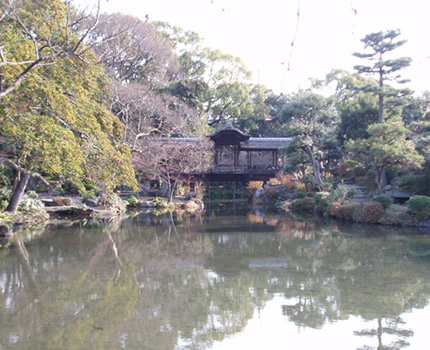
[205, 123, 292, 181]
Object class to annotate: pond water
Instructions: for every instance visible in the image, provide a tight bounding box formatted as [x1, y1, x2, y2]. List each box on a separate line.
[1, 206, 430, 350]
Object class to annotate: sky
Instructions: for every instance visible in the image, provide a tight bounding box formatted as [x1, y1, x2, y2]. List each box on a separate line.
[76, 0, 430, 95]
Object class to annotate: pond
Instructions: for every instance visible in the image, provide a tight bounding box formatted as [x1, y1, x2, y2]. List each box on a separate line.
[1, 206, 430, 350]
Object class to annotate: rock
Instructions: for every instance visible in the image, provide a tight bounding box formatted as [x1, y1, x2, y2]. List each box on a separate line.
[418, 219, 430, 227]
[85, 199, 98, 207]
[0, 225, 13, 237]
[254, 187, 266, 199]
[41, 198, 55, 207]
[275, 200, 290, 208]
[385, 191, 413, 199]
[138, 201, 154, 208]
[276, 189, 288, 198]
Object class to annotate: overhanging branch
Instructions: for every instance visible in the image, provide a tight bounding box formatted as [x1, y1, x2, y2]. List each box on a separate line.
[0, 157, 50, 185]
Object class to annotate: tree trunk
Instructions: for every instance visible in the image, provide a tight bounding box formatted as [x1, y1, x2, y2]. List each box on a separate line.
[376, 166, 384, 194]
[168, 179, 178, 203]
[305, 145, 325, 190]
[5, 171, 30, 214]
[378, 68, 384, 123]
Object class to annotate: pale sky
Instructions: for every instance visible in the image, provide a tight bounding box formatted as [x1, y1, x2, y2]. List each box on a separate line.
[77, 0, 430, 95]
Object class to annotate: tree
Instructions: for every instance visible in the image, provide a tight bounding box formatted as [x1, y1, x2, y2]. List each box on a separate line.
[87, 14, 179, 85]
[353, 29, 412, 123]
[0, 0, 137, 213]
[133, 138, 212, 202]
[275, 90, 337, 190]
[323, 70, 379, 145]
[347, 117, 424, 193]
[0, 0, 102, 98]
[153, 22, 266, 130]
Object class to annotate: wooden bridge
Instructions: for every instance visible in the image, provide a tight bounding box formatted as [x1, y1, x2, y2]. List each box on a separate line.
[150, 123, 293, 184]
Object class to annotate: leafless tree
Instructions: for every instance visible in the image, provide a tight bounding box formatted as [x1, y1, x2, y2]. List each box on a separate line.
[133, 137, 212, 202]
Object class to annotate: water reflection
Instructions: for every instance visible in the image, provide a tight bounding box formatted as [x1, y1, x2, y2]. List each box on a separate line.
[1, 208, 430, 350]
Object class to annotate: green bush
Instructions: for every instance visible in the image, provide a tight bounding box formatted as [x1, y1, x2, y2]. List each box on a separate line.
[16, 194, 49, 223]
[290, 197, 314, 213]
[331, 184, 356, 204]
[336, 203, 360, 221]
[407, 195, 430, 218]
[329, 202, 341, 217]
[313, 192, 331, 215]
[372, 195, 393, 209]
[18, 194, 45, 213]
[295, 191, 307, 199]
[101, 192, 126, 212]
[0, 165, 12, 211]
[380, 204, 409, 226]
[127, 196, 139, 207]
[361, 201, 384, 223]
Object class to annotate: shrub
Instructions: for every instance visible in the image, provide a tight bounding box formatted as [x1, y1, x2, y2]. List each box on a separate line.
[264, 187, 277, 199]
[372, 195, 393, 209]
[83, 191, 98, 203]
[153, 197, 175, 211]
[380, 204, 409, 226]
[18, 194, 45, 213]
[290, 197, 314, 213]
[336, 203, 360, 221]
[407, 195, 430, 218]
[247, 181, 264, 198]
[329, 202, 341, 217]
[295, 191, 307, 199]
[278, 173, 297, 191]
[296, 182, 306, 192]
[17, 194, 49, 223]
[313, 192, 331, 215]
[53, 197, 73, 206]
[127, 196, 139, 207]
[301, 197, 314, 212]
[331, 184, 356, 204]
[0, 166, 12, 211]
[101, 192, 126, 212]
[361, 201, 384, 223]
[352, 204, 365, 223]
[61, 197, 73, 206]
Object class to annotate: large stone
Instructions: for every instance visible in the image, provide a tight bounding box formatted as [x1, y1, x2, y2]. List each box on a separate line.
[0, 225, 12, 237]
[254, 187, 266, 199]
[385, 191, 413, 199]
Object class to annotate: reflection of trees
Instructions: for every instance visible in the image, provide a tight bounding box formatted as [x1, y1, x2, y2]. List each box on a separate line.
[105, 216, 272, 349]
[274, 222, 430, 349]
[0, 226, 138, 350]
[355, 317, 414, 350]
[1, 216, 430, 350]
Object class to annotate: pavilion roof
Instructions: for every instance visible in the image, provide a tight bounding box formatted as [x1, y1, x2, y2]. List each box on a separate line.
[240, 137, 293, 150]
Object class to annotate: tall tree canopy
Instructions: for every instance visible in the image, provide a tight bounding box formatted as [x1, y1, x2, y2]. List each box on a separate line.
[347, 117, 424, 193]
[0, 0, 137, 213]
[275, 90, 338, 189]
[353, 29, 412, 123]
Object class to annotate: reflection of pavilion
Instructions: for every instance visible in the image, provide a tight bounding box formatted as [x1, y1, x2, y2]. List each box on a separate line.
[206, 123, 292, 181]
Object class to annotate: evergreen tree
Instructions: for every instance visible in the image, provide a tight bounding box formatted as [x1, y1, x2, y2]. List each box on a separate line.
[353, 29, 412, 123]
